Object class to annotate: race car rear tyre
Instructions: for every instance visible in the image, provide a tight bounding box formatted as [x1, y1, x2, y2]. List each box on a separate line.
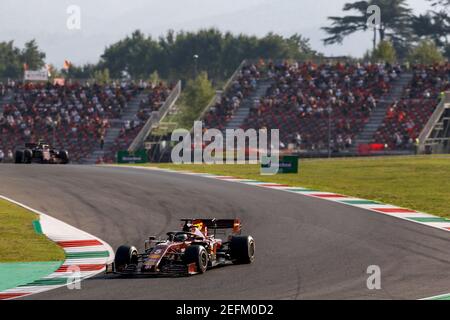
[59, 150, 69, 164]
[230, 235, 255, 264]
[114, 245, 138, 272]
[184, 245, 208, 273]
[14, 150, 23, 164]
[23, 149, 32, 164]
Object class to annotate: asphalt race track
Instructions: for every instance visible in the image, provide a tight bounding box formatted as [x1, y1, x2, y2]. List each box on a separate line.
[0, 164, 449, 300]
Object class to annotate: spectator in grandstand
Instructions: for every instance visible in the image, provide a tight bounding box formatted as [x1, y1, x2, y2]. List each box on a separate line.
[100, 134, 105, 150]
[0, 83, 5, 97]
[394, 132, 403, 147]
[124, 120, 131, 131]
[295, 133, 302, 148]
[345, 136, 352, 148]
[0, 149, 4, 163]
[6, 150, 13, 162]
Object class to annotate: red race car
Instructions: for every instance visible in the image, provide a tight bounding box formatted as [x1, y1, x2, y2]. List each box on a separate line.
[15, 141, 69, 164]
[107, 218, 255, 276]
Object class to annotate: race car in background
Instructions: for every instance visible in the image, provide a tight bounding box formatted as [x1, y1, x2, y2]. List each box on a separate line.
[15, 141, 69, 164]
[107, 218, 255, 276]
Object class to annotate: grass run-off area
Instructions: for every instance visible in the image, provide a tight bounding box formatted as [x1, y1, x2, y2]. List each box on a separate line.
[0, 199, 65, 262]
[135, 155, 450, 218]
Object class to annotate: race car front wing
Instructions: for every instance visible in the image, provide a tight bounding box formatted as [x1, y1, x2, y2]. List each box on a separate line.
[105, 262, 199, 277]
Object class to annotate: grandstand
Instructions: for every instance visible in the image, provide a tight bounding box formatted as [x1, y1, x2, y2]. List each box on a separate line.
[243, 61, 395, 154]
[0, 80, 180, 164]
[89, 82, 174, 164]
[195, 61, 448, 157]
[203, 63, 261, 131]
[373, 64, 450, 151]
[419, 91, 450, 154]
[0, 81, 142, 163]
[1, 61, 449, 163]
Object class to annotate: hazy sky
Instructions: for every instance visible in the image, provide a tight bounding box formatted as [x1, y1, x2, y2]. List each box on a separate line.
[0, 0, 433, 67]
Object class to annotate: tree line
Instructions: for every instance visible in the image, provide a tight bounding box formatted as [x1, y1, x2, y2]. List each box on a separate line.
[0, 29, 318, 82]
[0, 40, 45, 79]
[88, 29, 318, 82]
[0, 0, 449, 81]
[323, 0, 450, 62]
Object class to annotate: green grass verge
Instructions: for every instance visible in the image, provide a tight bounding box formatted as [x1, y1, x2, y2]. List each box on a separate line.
[0, 199, 65, 262]
[129, 155, 450, 218]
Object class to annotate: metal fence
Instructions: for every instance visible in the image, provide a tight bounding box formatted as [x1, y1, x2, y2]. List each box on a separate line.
[418, 91, 450, 153]
[128, 81, 182, 153]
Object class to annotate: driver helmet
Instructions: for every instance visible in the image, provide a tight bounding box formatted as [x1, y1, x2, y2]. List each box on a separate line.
[182, 222, 193, 232]
[174, 233, 188, 242]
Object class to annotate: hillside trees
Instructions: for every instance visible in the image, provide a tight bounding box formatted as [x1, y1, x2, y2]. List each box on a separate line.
[0, 40, 46, 78]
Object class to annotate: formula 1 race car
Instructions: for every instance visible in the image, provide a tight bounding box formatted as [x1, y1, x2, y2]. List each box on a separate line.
[106, 218, 255, 276]
[15, 141, 69, 164]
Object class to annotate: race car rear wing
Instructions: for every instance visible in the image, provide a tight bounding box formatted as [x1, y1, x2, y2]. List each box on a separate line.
[25, 143, 38, 148]
[181, 218, 242, 234]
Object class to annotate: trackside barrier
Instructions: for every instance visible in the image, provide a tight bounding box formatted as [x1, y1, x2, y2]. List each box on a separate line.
[128, 81, 182, 153]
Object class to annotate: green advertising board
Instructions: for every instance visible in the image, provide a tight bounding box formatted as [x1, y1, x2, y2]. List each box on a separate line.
[278, 155, 299, 174]
[117, 150, 148, 164]
[261, 155, 299, 174]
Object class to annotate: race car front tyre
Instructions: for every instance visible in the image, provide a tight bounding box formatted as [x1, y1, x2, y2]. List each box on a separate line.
[230, 235, 255, 264]
[184, 245, 208, 273]
[114, 245, 138, 272]
[59, 150, 69, 164]
[14, 150, 23, 164]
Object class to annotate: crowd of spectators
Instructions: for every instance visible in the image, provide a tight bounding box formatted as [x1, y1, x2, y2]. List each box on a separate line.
[0, 81, 140, 162]
[0, 83, 8, 98]
[403, 63, 450, 99]
[102, 82, 172, 163]
[373, 63, 450, 150]
[1, 62, 448, 163]
[0, 80, 16, 99]
[136, 82, 172, 122]
[203, 64, 260, 130]
[241, 61, 398, 151]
